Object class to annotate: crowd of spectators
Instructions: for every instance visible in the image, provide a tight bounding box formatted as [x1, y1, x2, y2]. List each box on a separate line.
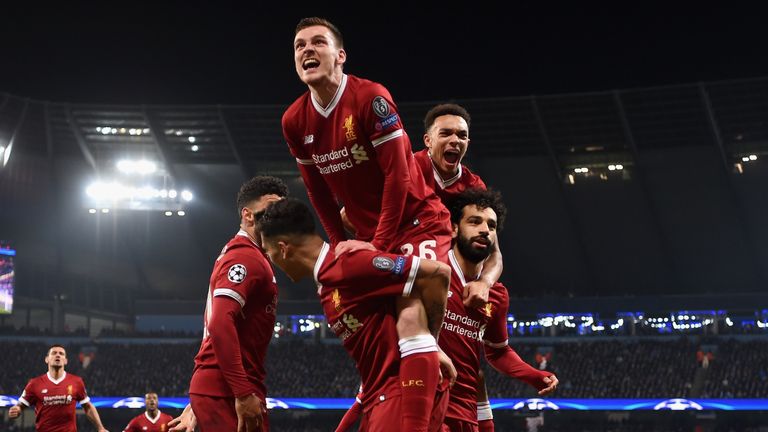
[1, 337, 767, 399]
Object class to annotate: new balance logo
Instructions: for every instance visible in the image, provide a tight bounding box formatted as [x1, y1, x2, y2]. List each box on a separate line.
[303, 135, 314, 144]
[350, 144, 369, 164]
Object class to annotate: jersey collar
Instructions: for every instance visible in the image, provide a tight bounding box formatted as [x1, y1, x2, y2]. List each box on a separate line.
[311, 74, 348, 118]
[448, 249, 481, 287]
[145, 411, 162, 424]
[237, 229, 259, 247]
[428, 152, 463, 189]
[46, 371, 67, 385]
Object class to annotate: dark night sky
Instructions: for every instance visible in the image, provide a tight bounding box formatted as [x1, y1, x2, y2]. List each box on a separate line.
[2, 3, 766, 105]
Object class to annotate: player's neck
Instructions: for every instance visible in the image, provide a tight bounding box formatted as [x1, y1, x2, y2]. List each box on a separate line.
[303, 235, 327, 274]
[48, 367, 65, 380]
[452, 247, 483, 281]
[309, 72, 343, 108]
[240, 224, 262, 247]
[146, 408, 158, 418]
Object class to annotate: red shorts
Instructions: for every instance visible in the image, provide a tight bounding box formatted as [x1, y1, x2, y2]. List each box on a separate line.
[359, 378, 449, 432]
[442, 417, 479, 432]
[389, 207, 452, 263]
[190, 394, 270, 432]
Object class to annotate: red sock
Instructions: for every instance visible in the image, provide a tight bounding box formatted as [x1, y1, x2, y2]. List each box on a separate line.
[399, 336, 439, 432]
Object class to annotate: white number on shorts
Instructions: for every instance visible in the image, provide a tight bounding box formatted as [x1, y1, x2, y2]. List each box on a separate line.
[400, 240, 437, 260]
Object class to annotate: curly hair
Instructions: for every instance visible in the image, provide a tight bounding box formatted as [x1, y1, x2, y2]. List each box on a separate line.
[236, 175, 289, 216]
[259, 198, 316, 239]
[449, 188, 507, 232]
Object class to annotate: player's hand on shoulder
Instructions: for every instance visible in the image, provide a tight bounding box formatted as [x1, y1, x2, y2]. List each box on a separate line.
[463, 280, 490, 308]
[334, 240, 376, 256]
[538, 374, 559, 396]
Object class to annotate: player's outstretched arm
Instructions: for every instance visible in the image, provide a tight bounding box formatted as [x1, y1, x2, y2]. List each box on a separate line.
[82, 401, 109, 432]
[334, 399, 362, 432]
[168, 403, 197, 432]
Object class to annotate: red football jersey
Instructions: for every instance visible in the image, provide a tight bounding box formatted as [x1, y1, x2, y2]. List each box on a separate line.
[282, 74, 447, 250]
[438, 250, 510, 424]
[413, 149, 487, 205]
[189, 230, 278, 400]
[314, 243, 421, 408]
[123, 411, 174, 432]
[18, 372, 89, 432]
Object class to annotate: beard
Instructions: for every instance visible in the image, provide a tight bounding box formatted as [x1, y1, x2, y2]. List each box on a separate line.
[456, 232, 493, 264]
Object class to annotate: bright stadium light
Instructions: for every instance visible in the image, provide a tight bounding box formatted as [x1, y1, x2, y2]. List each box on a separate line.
[177, 211, 186, 216]
[88, 208, 97, 214]
[164, 211, 173, 216]
[188, 136, 196, 143]
[181, 190, 193, 202]
[117, 159, 157, 175]
[101, 208, 109, 213]
[191, 145, 199, 152]
[168, 189, 177, 199]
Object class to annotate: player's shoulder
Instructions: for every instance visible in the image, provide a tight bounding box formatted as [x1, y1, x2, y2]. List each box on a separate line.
[348, 75, 392, 102]
[461, 164, 486, 187]
[282, 91, 312, 126]
[490, 282, 509, 303]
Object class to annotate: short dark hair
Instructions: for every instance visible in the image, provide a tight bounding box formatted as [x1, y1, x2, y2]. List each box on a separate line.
[259, 198, 316, 239]
[424, 103, 471, 133]
[47, 344, 66, 356]
[449, 188, 507, 232]
[236, 175, 289, 216]
[296, 17, 344, 48]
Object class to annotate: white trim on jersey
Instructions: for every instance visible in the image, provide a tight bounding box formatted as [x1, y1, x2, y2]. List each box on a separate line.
[47, 371, 67, 385]
[314, 242, 331, 294]
[236, 229, 258, 247]
[448, 249, 483, 289]
[296, 157, 314, 165]
[402, 256, 421, 297]
[429, 152, 463, 189]
[213, 288, 246, 308]
[311, 74, 348, 118]
[145, 411, 162, 424]
[477, 401, 494, 421]
[483, 339, 509, 349]
[18, 396, 29, 407]
[79, 396, 90, 405]
[371, 129, 403, 147]
[398, 334, 438, 357]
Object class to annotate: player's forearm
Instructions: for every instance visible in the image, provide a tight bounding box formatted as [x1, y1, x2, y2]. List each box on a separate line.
[83, 404, 106, 429]
[479, 245, 503, 286]
[334, 401, 362, 432]
[371, 138, 409, 250]
[485, 346, 550, 390]
[210, 298, 258, 397]
[299, 164, 347, 244]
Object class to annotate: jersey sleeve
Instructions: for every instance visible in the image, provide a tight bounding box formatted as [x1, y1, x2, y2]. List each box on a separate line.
[212, 247, 268, 309]
[18, 380, 36, 407]
[334, 250, 421, 300]
[76, 377, 90, 404]
[482, 284, 510, 349]
[358, 84, 410, 249]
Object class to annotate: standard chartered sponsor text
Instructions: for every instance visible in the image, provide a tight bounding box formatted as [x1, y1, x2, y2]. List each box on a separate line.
[313, 147, 356, 174]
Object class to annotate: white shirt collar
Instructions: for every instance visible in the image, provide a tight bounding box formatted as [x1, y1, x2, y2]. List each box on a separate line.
[311, 74, 348, 118]
[46, 371, 67, 385]
[428, 152, 463, 189]
[237, 229, 259, 247]
[145, 411, 162, 424]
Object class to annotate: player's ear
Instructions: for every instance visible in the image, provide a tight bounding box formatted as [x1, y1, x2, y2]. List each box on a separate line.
[451, 223, 459, 239]
[278, 241, 289, 260]
[337, 48, 346, 66]
[423, 132, 432, 150]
